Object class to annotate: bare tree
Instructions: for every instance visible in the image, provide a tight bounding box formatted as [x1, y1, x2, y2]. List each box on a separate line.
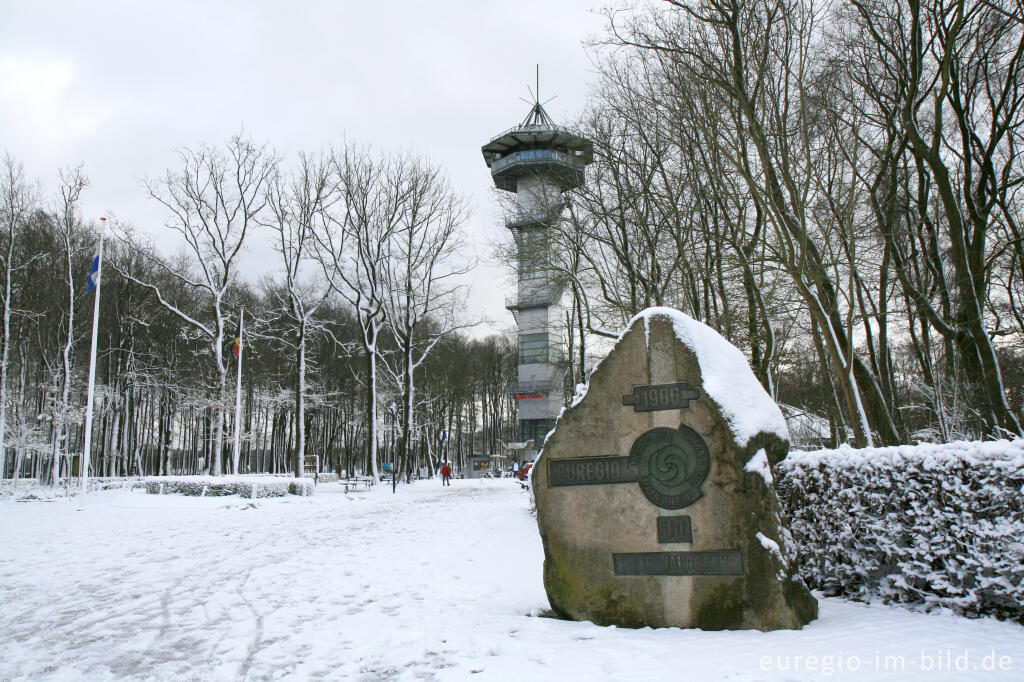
[848, 0, 1024, 436]
[380, 155, 471, 481]
[49, 166, 89, 482]
[605, 0, 902, 446]
[114, 134, 276, 474]
[0, 154, 38, 478]
[315, 145, 396, 479]
[264, 152, 335, 477]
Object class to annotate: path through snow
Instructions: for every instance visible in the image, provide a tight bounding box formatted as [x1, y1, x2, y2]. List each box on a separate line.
[1, 479, 1020, 681]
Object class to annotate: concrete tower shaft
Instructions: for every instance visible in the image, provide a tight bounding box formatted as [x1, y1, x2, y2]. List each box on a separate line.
[481, 99, 593, 451]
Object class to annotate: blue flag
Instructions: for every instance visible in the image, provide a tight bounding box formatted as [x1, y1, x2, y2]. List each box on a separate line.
[86, 251, 100, 292]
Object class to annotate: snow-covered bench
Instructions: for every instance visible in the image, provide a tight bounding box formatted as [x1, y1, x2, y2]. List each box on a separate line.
[342, 476, 375, 493]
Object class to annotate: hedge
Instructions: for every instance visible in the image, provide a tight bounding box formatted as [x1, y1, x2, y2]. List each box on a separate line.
[143, 475, 314, 498]
[776, 439, 1024, 622]
[59, 477, 143, 492]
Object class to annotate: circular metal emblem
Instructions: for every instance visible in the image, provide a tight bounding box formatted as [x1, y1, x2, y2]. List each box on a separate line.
[628, 425, 710, 509]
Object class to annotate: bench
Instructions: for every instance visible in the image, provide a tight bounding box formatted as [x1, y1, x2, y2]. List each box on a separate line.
[342, 476, 375, 493]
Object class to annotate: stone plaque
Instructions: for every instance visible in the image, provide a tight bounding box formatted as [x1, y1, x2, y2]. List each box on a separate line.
[613, 551, 744, 576]
[657, 516, 692, 543]
[548, 456, 637, 487]
[628, 425, 710, 509]
[622, 382, 700, 412]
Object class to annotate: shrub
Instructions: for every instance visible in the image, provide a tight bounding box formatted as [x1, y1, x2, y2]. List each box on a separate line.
[776, 439, 1024, 622]
[59, 477, 142, 492]
[143, 475, 313, 498]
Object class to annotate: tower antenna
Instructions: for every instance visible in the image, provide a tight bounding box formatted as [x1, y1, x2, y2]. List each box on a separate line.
[517, 64, 557, 128]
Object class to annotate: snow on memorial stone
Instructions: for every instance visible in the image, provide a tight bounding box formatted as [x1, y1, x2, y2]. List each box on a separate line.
[533, 307, 817, 630]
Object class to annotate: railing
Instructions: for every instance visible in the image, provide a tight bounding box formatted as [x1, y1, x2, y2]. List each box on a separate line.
[491, 149, 587, 176]
[505, 210, 562, 231]
[505, 292, 561, 310]
[485, 122, 582, 147]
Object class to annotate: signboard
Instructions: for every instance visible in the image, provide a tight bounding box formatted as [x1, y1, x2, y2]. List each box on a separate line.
[657, 516, 693, 543]
[613, 551, 743, 576]
[548, 456, 637, 487]
[467, 455, 490, 479]
[621, 382, 700, 412]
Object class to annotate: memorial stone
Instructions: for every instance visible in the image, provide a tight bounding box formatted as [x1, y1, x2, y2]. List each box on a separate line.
[532, 307, 818, 630]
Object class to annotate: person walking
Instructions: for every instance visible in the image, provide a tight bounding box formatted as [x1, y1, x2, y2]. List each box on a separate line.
[441, 461, 452, 486]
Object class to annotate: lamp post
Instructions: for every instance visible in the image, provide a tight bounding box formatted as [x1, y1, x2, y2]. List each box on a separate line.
[388, 401, 398, 494]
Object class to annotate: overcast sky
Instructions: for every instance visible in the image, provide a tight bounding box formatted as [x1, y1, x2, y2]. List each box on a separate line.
[0, 0, 610, 336]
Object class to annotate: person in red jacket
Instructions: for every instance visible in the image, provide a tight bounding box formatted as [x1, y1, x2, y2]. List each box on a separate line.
[517, 462, 532, 481]
[440, 462, 452, 486]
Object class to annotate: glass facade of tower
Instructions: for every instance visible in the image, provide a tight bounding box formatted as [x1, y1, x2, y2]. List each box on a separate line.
[518, 332, 551, 365]
[519, 418, 557, 447]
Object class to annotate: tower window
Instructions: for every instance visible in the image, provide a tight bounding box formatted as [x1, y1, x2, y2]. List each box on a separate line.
[519, 332, 551, 364]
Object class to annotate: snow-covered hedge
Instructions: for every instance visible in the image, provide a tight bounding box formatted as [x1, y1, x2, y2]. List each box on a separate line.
[0, 477, 143, 492]
[776, 439, 1024, 622]
[144, 476, 314, 498]
[61, 477, 143, 492]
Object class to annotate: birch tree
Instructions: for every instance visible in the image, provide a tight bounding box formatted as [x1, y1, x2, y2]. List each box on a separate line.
[114, 135, 275, 474]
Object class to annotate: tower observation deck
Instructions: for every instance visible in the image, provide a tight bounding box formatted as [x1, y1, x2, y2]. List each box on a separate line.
[481, 94, 593, 455]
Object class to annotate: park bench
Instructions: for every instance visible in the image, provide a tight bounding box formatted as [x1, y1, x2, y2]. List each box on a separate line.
[342, 476, 375, 493]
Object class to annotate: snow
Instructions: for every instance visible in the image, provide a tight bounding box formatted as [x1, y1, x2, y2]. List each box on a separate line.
[569, 382, 588, 408]
[745, 448, 774, 486]
[756, 531, 787, 578]
[1, 478, 1021, 681]
[786, 438, 1024, 470]
[626, 307, 789, 448]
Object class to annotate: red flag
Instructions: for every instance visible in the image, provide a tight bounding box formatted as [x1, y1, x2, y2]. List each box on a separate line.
[232, 317, 241, 358]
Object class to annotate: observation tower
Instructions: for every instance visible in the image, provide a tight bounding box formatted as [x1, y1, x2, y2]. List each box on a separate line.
[481, 82, 593, 453]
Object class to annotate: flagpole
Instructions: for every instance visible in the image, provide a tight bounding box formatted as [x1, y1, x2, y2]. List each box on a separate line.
[232, 306, 244, 474]
[80, 218, 106, 509]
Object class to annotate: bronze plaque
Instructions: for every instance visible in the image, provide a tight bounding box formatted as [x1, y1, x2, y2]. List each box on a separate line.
[548, 456, 637, 487]
[622, 383, 700, 412]
[657, 516, 692, 543]
[613, 551, 743, 576]
[628, 425, 710, 509]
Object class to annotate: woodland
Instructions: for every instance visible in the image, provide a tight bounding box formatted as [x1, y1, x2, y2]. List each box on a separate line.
[2, 0, 1023, 483]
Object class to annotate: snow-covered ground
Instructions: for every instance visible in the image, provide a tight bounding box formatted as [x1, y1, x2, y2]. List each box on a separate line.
[1, 479, 1020, 681]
